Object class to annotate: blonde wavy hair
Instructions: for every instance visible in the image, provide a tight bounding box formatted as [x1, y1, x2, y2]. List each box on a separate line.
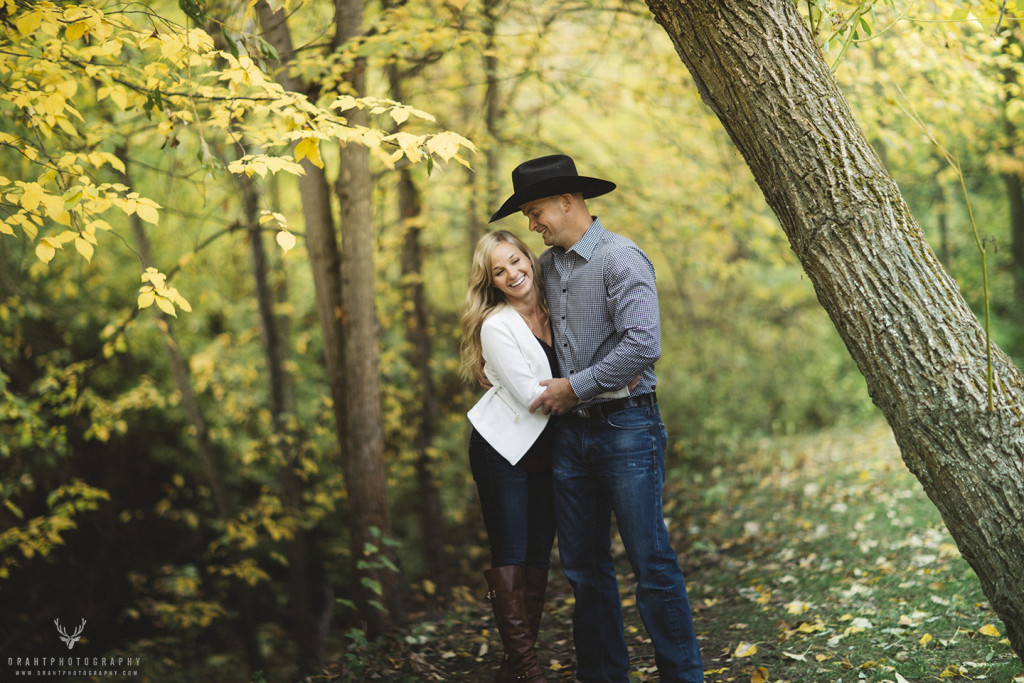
[459, 230, 548, 383]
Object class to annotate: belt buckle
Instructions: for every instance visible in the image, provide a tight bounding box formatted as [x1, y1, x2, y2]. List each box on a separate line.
[576, 406, 591, 418]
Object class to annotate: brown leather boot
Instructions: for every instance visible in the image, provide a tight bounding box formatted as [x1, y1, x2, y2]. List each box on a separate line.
[485, 566, 547, 683]
[522, 566, 548, 642]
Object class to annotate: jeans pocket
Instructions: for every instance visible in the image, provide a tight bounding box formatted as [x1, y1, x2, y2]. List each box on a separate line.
[606, 408, 647, 431]
[604, 409, 659, 470]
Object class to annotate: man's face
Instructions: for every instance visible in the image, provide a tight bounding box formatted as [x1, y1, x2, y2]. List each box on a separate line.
[521, 195, 566, 248]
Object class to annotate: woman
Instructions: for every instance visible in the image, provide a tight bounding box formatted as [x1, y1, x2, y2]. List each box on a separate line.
[460, 230, 555, 683]
[460, 230, 628, 682]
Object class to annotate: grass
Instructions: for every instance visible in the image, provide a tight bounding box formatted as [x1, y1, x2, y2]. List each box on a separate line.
[673, 419, 1022, 683]
[338, 418, 1023, 682]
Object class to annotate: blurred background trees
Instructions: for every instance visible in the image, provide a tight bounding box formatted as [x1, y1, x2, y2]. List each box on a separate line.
[1, 0, 1021, 679]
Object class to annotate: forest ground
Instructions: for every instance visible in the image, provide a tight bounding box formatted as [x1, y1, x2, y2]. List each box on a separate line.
[332, 420, 1024, 683]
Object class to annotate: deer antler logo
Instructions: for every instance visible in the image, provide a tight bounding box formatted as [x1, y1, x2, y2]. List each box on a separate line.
[54, 618, 86, 649]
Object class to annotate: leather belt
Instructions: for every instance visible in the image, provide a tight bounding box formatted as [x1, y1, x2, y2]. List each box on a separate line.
[574, 392, 656, 420]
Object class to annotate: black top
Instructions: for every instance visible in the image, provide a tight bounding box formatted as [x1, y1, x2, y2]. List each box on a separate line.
[517, 335, 557, 472]
[536, 335, 559, 377]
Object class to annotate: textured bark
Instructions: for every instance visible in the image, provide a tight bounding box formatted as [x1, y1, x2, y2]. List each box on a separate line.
[240, 172, 325, 674]
[397, 168, 451, 601]
[646, 0, 1024, 659]
[383, 52, 451, 601]
[335, 0, 402, 636]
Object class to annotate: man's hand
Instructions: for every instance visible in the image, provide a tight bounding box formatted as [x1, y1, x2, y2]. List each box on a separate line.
[529, 378, 578, 416]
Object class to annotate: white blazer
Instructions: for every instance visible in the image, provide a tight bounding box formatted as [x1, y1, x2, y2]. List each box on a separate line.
[467, 305, 627, 465]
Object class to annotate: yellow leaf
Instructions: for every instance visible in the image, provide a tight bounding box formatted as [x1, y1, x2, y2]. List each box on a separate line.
[751, 666, 769, 683]
[919, 633, 932, 647]
[734, 642, 757, 658]
[422, 579, 436, 595]
[155, 295, 177, 317]
[978, 623, 1001, 637]
[138, 289, 155, 309]
[35, 238, 58, 264]
[426, 132, 461, 161]
[41, 92, 66, 117]
[74, 237, 94, 261]
[65, 20, 89, 41]
[16, 10, 42, 35]
[20, 182, 44, 211]
[136, 202, 159, 225]
[785, 600, 809, 614]
[276, 230, 297, 253]
[294, 137, 324, 169]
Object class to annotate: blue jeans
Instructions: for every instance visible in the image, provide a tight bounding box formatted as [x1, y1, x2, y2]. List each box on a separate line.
[470, 428, 556, 569]
[553, 404, 703, 683]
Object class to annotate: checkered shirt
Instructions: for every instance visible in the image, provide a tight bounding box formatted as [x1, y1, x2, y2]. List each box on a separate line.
[539, 218, 660, 405]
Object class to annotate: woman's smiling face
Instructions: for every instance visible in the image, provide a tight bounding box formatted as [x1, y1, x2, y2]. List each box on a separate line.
[490, 241, 535, 303]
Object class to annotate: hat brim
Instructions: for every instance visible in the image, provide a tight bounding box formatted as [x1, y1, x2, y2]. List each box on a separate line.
[489, 176, 616, 223]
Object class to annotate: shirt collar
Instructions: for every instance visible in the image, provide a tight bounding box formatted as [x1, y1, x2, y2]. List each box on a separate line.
[565, 217, 605, 262]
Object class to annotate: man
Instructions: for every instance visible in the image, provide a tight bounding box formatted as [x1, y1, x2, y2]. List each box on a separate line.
[489, 154, 704, 683]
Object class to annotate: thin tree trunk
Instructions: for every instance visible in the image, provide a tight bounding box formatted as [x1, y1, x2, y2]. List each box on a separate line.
[334, 0, 402, 636]
[1000, 26, 1024, 307]
[646, 0, 1024, 660]
[482, 0, 503, 235]
[119, 151, 263, 673]
[238, 168, 325, 674]
[384, 55, 451, 602]
[398, 167, 450, 602]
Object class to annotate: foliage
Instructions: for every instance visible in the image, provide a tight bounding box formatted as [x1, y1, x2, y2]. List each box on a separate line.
[336, 421, 1023, 681]
[1, 0, 1022, 678]
[0, 0, 473, 304]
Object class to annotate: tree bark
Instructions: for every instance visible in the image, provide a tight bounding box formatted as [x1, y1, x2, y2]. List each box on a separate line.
[239, 169, 325, 674]
[385, 54, 451, 602]
[334, 0, 402, 636]
[397, 167, 450, 602]
[645, 0, 1024, 659]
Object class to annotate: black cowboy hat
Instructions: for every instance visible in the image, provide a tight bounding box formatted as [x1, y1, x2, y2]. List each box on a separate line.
[489, 154, 616, 222]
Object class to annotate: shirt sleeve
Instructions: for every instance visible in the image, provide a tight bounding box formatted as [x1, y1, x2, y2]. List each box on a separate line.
[480, 316, 550, 408]
[569, 245, 661, 401]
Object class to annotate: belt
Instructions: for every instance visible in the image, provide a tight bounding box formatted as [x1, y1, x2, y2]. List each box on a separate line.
[574, 392, 656, 420]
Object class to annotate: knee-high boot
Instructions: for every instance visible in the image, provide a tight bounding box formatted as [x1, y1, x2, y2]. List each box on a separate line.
[485, 566, 547, 683]
[523, 566, 548, 642]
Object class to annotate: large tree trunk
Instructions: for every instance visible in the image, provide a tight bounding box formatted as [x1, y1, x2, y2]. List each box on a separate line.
[646, 0, 1024, 659]
[334, 0, 402, 636]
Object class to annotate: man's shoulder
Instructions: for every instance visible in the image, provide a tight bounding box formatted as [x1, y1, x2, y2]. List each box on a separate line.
[593, 228, 648, 260]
